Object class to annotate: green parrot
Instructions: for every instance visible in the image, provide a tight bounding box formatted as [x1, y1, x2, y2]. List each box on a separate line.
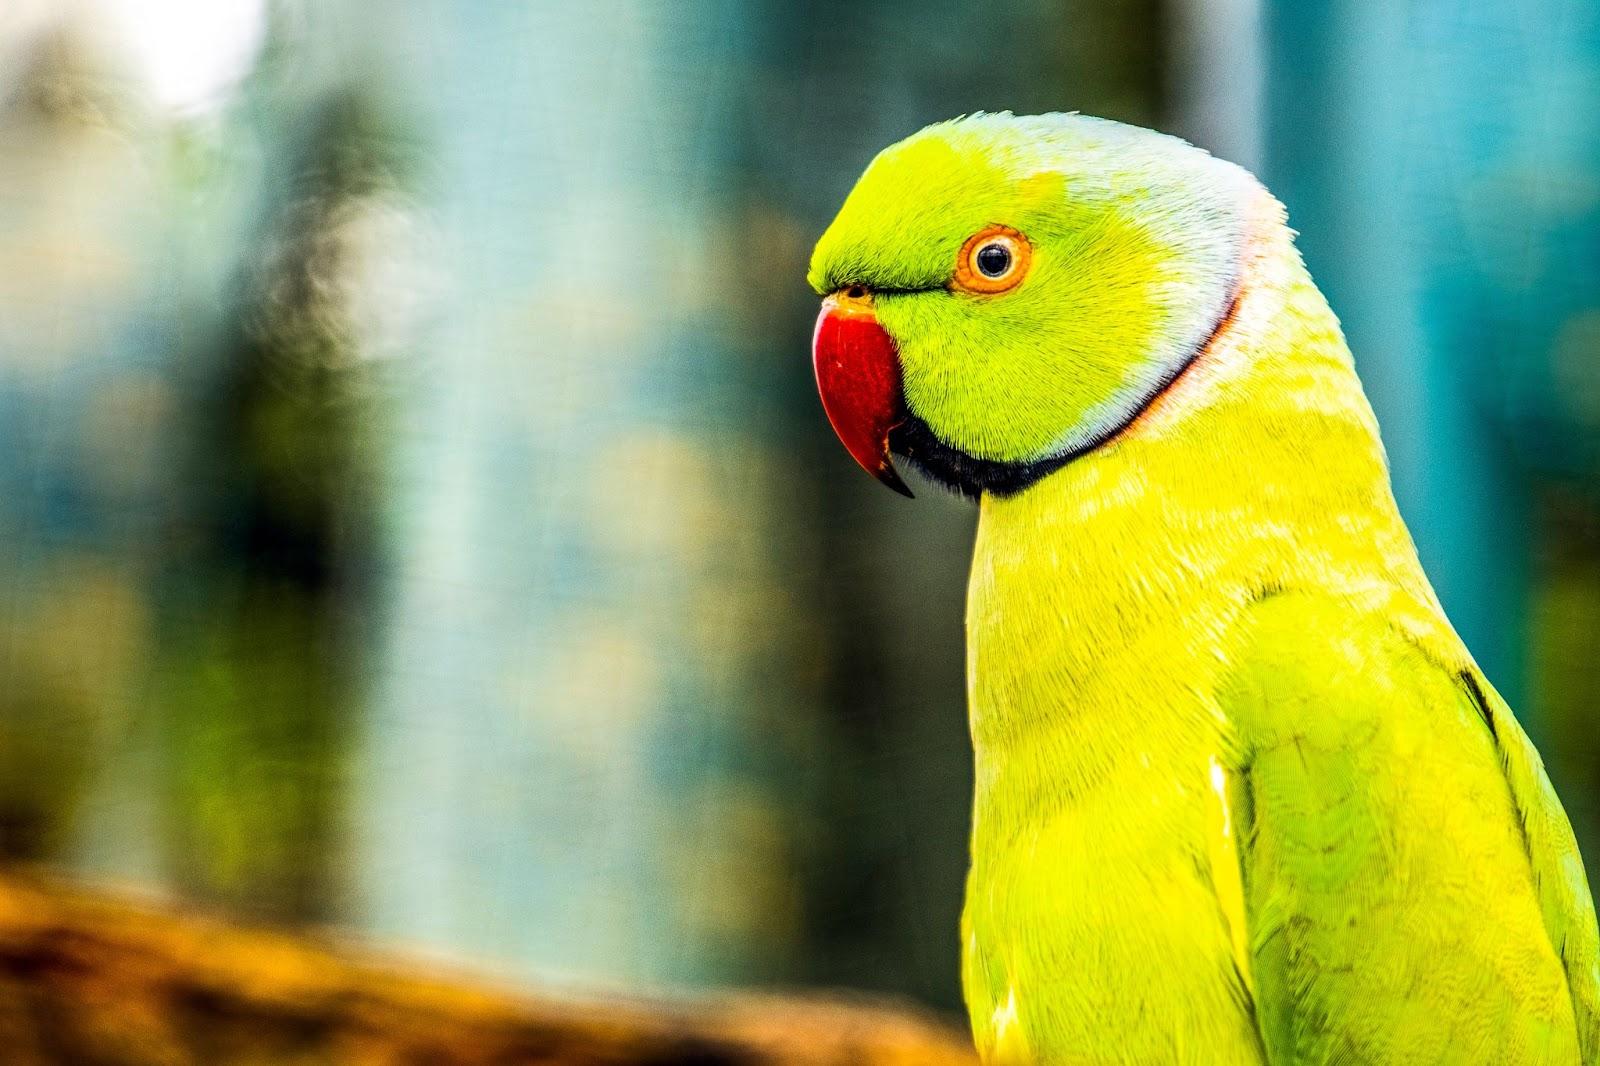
[807, 113, 1600, 1064]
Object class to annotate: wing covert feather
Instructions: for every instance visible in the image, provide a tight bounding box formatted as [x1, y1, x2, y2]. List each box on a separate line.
[1220, 593, 1598, 1064]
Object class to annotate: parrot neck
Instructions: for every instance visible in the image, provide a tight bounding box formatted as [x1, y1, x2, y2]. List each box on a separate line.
[964, 216, 1439, 786]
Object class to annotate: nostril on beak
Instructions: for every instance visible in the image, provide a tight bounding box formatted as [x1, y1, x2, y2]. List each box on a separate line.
[846, 284, 867, 299]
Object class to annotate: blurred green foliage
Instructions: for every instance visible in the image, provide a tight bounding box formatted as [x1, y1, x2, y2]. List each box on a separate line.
[153, 91, 402, 919]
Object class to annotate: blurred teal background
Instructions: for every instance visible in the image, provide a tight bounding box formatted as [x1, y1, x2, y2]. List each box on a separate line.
[0, 0, 1596, 1019]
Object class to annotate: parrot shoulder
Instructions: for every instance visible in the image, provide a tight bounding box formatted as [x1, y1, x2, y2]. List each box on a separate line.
[1216, 590, 1600, 1064]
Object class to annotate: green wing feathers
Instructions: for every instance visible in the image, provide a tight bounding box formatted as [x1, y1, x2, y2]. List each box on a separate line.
[1221, 593, 1600, 1064]
[1465, 670, 1600, 1059]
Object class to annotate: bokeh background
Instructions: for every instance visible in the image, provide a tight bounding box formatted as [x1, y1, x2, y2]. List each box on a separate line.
[1, 0, 1598, 1021]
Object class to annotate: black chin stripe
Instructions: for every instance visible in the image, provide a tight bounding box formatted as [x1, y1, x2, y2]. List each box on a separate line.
[891, 283, 1244, 500]
[889, 417, 1070, 500]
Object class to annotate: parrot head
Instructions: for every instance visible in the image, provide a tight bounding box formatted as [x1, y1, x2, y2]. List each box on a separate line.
[809, 112, 1261, 498]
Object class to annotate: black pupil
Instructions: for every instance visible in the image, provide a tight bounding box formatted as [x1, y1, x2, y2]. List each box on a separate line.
[975, 242, 1011, 278]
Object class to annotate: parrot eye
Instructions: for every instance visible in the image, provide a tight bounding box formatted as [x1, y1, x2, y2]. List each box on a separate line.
[953, 225, 1031, 295]
[975, 243, 1011, 277]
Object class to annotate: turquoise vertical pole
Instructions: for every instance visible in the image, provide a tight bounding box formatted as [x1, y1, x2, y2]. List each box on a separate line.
[352, 1, 798, 987]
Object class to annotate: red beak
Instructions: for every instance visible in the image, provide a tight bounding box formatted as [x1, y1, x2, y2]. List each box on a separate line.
[812, 291, 913, 497]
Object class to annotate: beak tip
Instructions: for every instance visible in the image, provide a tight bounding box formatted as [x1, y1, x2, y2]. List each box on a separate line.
[879, 464, 915, 498]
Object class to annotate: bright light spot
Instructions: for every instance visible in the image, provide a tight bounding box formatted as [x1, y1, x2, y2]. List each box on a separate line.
[97, 0, 266, 116]
[1209, 754, 1232, 839]
[992, 986, 1019, 1043]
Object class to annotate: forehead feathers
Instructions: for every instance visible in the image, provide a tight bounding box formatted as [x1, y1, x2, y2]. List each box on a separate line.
[807, 112, 1259, 296]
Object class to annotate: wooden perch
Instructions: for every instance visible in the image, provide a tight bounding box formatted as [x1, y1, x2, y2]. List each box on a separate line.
[0, 867, 977, 1065]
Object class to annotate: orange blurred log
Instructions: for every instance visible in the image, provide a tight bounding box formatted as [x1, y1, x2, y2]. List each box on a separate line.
[0, 868, 977, 1065]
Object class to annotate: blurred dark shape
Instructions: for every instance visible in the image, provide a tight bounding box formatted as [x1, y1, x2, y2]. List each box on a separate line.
[151, 90, 407, 920]
[739, 0, 1164, 1010]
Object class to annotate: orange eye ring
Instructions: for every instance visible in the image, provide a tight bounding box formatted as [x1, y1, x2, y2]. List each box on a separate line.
[953, 224, 1032, 295]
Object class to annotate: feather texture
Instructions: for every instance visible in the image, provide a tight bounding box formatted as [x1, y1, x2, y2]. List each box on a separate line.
[808, 113, 1600, 1064]
[963, 199, 1599, 1063]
